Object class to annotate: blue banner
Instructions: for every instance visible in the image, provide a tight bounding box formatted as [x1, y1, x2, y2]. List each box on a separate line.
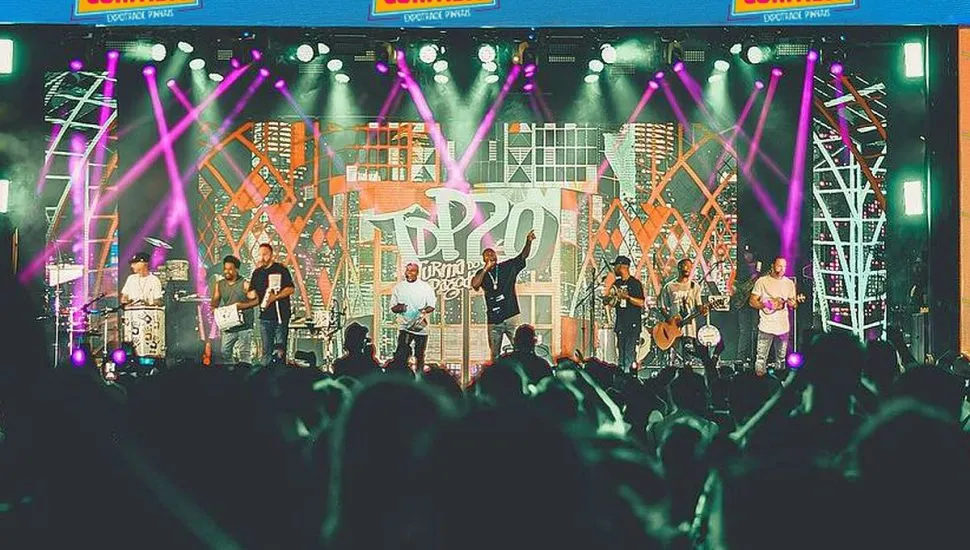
[1, 0, 968, 27]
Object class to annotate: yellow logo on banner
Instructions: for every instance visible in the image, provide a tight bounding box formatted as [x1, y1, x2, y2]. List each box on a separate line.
[373, 0, 496, 16]
[732, 0, 856, 16]
[75, 0, 200, 16]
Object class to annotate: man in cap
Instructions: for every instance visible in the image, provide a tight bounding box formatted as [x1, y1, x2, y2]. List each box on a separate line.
[604, 255, 645, 373]
[121, 252, 164, 306]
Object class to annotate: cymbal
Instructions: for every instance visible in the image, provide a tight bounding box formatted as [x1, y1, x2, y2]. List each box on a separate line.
[144, 236, 173, 250]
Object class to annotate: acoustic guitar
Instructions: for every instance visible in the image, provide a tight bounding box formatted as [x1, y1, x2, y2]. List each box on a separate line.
[652, 302, 711, 351]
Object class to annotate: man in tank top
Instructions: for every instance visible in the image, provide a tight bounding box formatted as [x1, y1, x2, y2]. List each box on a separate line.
[210, 255, 257, 363]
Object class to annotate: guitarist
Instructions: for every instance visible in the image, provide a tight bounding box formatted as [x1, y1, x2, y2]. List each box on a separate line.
[604, 255, 645, 373]
[659, 258, 708, 363]
[391, 262, 437, 373]
[749, 256, 800, 376]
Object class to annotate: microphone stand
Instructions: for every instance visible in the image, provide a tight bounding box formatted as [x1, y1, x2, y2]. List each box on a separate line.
[575, 260, 611, 358]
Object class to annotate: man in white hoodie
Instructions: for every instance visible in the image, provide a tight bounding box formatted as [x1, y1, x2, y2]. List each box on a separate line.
[390, 262, 436, 372]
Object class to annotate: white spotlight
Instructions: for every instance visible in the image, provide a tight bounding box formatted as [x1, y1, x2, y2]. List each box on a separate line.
[150, 44, 167, 62]
[588, 59, 604, 73]
[0, 179, 9, 213]
[189, 58, 205, 71]
[746, 45, 766, 64]
[484, 73, 499, 84]
[419, 44, 438, 64]
[177, 41, 194, 54]
[600, 44, 617, 64]
[729, 43, 742, 55]
[713, 59, 730, 72]
[296, 44, 315, 63]
[434, 74, 449, 84]
[334, 73, 350, 84]
[584, 73, 600, 84]
[433, 59, 449, 73]
[208, 72, 224, 82]
[478, 44, 497, 64]
[326, 58, 343, 72]
[482, 61, 498, 73]
[317, 43, 330, 55]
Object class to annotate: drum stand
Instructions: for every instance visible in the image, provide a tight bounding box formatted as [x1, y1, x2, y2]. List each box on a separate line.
[576, 261, 611, 359]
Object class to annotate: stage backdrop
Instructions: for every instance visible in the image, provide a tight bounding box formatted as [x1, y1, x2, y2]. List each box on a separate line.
[192, 118, 738, 378]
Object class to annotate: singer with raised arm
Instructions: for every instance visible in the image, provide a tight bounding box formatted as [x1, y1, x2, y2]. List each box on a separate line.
[603, 255, 645, 373]
[471, 229, 536, 361]
[248, 243, 295, 366]
[390, 262, 436, 373]
[749, 256, 802, 376]
[120, 252, 163, 306]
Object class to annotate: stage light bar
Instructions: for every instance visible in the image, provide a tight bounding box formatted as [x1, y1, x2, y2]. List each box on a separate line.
[296, 44, 315, 63]
[903, 180, 924, 216]
[600, 43, 617, 64]
[904, 42, 924, 78]
[326, 58, 343, 72]
[478, 44, 497, 64]
[584, 73, 599, 84]
[588, 59, 604, 73]
[433, 59, 449, 73]
[713, 59, 730, 72]
[177, 41, 194, 54]
[151, 43, 167, 62]
[0, 39, 13, 74]
[334, 73, 350, 83]
[0, 179, 9, 213]
[189, 58, 205, 70]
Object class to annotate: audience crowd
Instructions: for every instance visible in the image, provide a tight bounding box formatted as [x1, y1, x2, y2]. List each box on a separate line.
[1, 277, 969, 549]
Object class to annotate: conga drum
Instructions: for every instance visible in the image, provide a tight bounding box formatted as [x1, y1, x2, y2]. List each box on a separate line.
[123, 306, 166, 358]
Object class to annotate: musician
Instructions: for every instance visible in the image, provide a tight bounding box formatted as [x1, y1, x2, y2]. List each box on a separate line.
[604, 255, 645, 372]
[390, 262, 436, 372]
[248, 243, 295, 366]
[733, 246, 762, 367]
[659, 258, 705, 340]
[210, 255, 257, 363]
[120, 252, 163, 306]
[471, 229, 536, 361]
[749, 256, 799, 376]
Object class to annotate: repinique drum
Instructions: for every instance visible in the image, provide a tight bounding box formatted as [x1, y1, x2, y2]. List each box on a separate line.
[123, 306, 166, 358]
[697, 324, 722, 347]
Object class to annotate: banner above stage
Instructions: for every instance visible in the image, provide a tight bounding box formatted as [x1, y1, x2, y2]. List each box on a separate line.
[2, 0, 969, 27]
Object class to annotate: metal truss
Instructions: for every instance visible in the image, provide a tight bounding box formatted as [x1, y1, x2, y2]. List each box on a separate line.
[811, 73, 889, 339]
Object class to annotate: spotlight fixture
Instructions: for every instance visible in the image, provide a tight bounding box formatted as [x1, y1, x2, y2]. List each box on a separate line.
[786, 353, 804, 368]
[754, 80, 765, 90]
[107, 50, 120, 60]
[584, 73, 599, 84]
[482, 61, 498, 73]
[478, 44, 497, 64]
[318, 43, 331, 55]
[729, 43, 743, 55]
[830, 63, 844, 75]
[648, 80, 659, 90]
[110, 347, 128, 366]
[524, 63, 537, 76]
[673, 61, 685, 72]
[375, 61, 389, 74]
[904, 41, 924, 78]
[0, 39, 13, 75]
[713, 59, 730, 72]
[523, 82, 535, 92]
[745, 45, 767, 64]
[807, 49, 819, 62]
[484, 73, 500, 84]
[600, 43, 617, 64]
[419, 44, 439, 64]
[274, 79, 286, 89]
[177, 41, 194, 54]
[142, 65, 156, 76]
[588, 59, 604, 73]
[259, 67, 270, 77]
[166, 79, 176, 87]
[296, 44, 315, 63]
[150, 43, 167, 62]
[334, 73, 350, 83]
[654, 71, 665, 79]
[433, 59, 449, 73]
[188, 58, 206, 70]
[434, 73, 449, 84]
[71, 347, 88, 368]
[771, 67, 783, 77]
[251, 49, 263, 61]
[69, 59, 84, 72]
[209, 73, 224, 82]
[326, 58, 343, 72]
[230, 58, 241, 69]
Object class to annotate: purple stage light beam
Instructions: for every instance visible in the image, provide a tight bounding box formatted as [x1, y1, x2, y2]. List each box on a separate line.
[89, 49, 121, 217]
[834, 75, 852, 164]
[781, 52, 819, 265]
[22, 64, 252, 283]
[706, 85, 762, 191]
[743, 69, 782, 173]
[457, 64, 522, 175]
[592, 80, 660, 189]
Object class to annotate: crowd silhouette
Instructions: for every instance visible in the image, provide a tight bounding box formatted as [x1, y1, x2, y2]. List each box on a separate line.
[1, 275, 968, 549]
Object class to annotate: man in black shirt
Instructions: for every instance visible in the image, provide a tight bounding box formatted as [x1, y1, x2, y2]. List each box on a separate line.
[248, 243, 295, 365]
[471, 229, 536, 361]
[604, 255, 645, 372]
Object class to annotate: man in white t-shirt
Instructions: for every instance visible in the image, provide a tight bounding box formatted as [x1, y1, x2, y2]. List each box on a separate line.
[390, 262, 436, 372]
[121, 253, 164, 306]
[748, 256, 799, 376]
